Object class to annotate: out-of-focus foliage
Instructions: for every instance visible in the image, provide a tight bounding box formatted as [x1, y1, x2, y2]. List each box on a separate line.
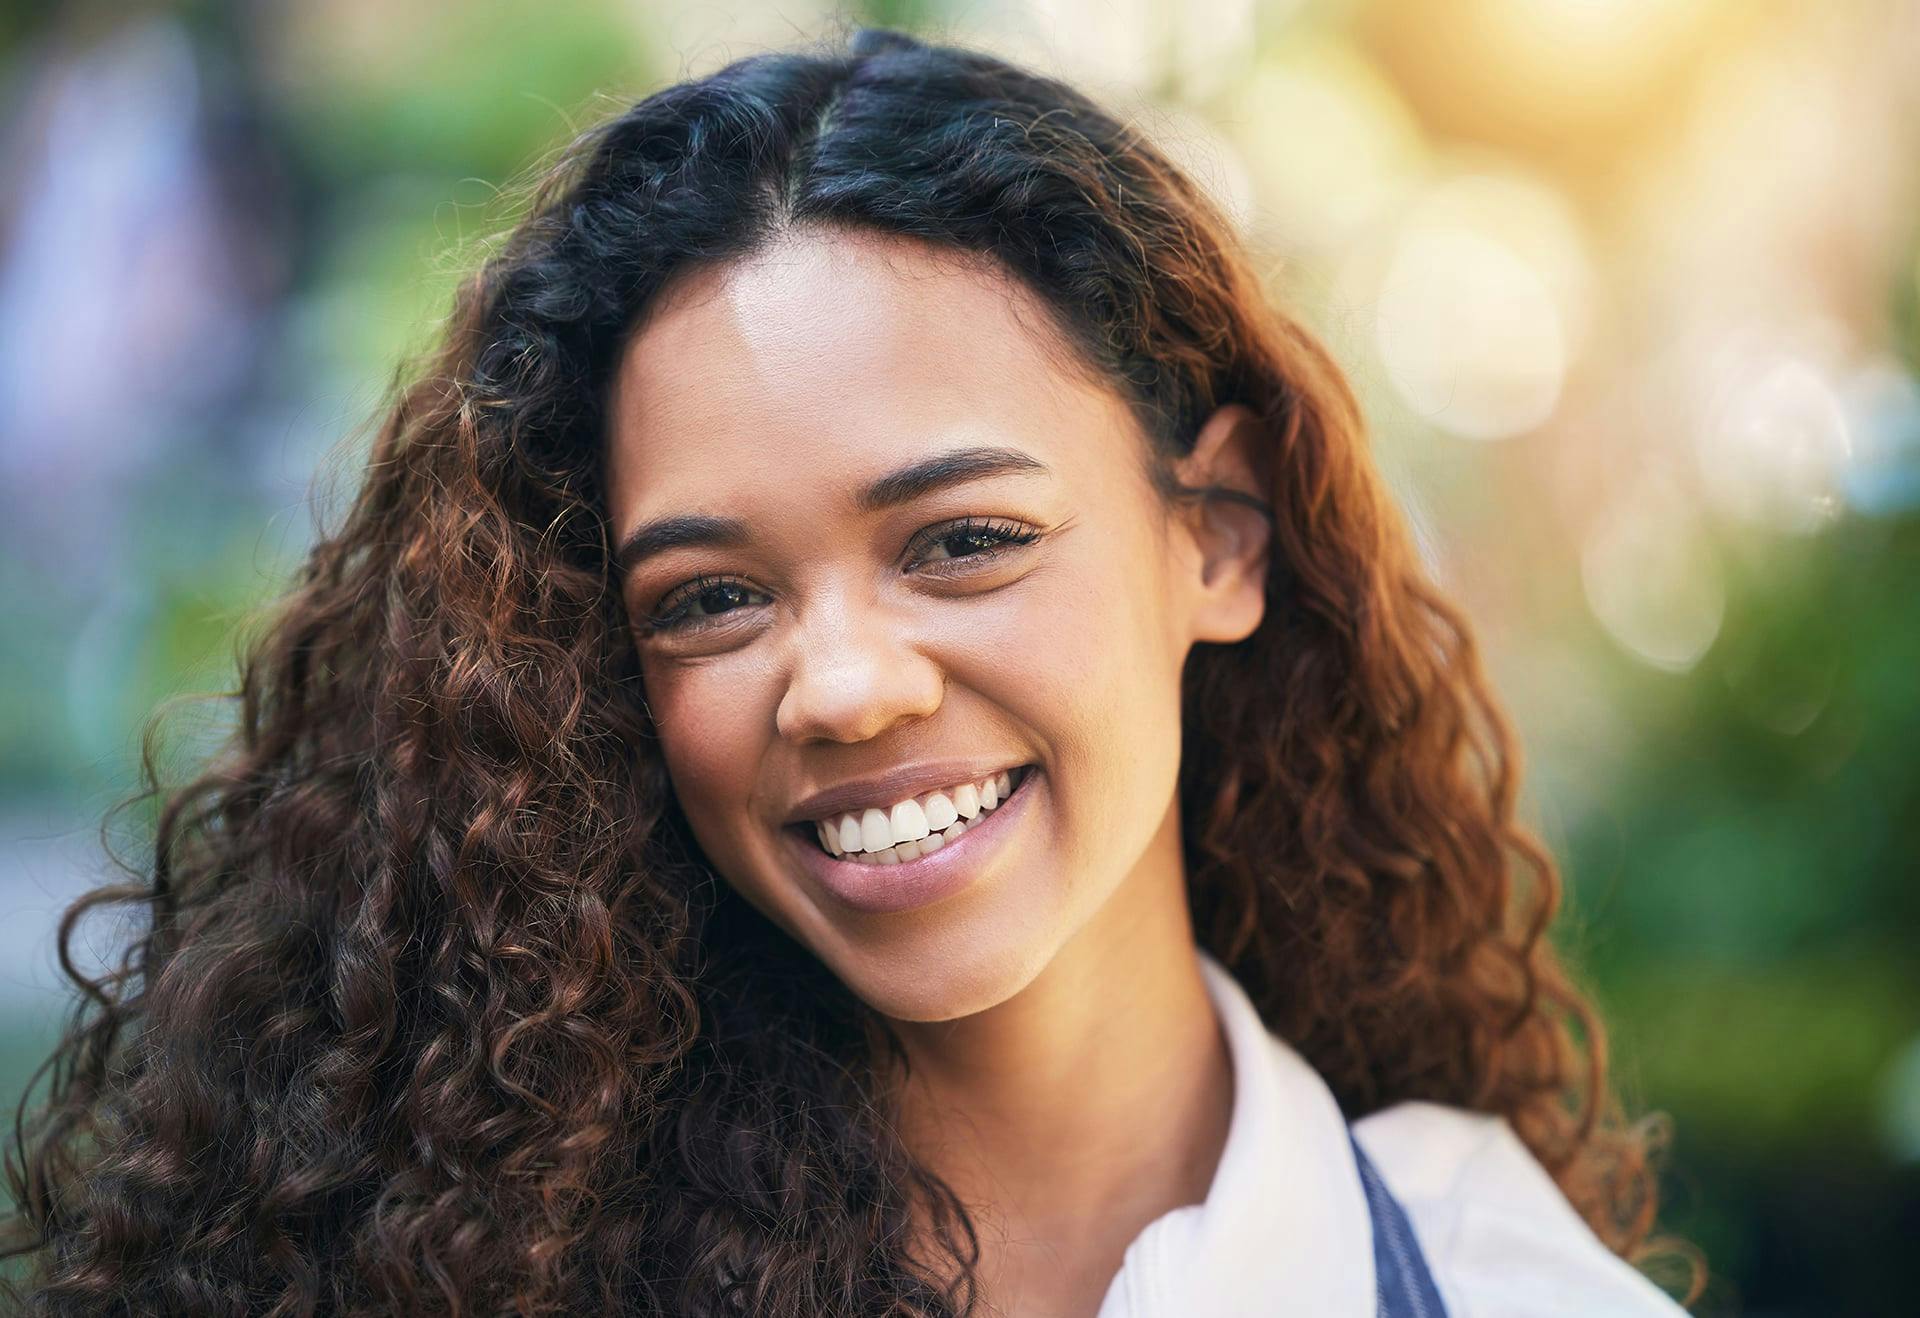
[1, 2, 1914, 1314]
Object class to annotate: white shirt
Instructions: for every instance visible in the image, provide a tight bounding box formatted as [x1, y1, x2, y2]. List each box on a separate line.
[1093, 948, 1692, 1317]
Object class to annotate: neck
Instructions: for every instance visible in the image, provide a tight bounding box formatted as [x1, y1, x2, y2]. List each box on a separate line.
[884, 800, 1233, 1311]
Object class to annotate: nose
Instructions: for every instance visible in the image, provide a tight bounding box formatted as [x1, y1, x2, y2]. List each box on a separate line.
[774, 591, 946, 745]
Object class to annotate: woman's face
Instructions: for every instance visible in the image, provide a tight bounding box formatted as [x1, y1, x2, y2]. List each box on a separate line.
[604, 227, 1265, 1022]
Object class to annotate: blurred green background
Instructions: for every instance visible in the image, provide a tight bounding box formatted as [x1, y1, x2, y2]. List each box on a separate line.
[1, 1, 1915, 1313]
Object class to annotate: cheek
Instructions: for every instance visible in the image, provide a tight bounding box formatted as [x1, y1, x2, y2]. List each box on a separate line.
[959, 526, 1186, 864]
[641, 656, 774, 871]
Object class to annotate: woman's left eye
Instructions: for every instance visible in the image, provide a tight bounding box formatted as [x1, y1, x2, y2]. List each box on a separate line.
[904, 516, 1043, 570]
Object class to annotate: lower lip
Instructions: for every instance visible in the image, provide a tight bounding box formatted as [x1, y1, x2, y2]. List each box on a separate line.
[786, 768, 1039, 916]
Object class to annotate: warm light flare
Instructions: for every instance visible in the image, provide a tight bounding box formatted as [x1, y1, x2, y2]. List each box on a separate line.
[1580, 469, 1726, 671]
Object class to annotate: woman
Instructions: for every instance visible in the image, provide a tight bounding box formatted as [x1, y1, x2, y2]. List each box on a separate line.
[3, 25, 1701, 1318]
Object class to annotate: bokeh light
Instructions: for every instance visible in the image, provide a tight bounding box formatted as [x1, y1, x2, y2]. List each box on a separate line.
[1228, 37, 1425, 252]
[1686, 322, 1855, 535]
[1368, 171, 1590, 441]
[1580, 466, 1726, 672]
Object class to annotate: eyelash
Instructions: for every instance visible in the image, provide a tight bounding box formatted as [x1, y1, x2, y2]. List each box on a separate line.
[641, 516, 1043, 637]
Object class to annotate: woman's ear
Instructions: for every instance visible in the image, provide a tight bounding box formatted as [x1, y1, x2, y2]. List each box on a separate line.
[1171, 402, 1273, 646]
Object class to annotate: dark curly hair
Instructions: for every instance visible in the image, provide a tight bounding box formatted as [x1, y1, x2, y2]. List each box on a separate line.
[2, 24, 1699, 1316]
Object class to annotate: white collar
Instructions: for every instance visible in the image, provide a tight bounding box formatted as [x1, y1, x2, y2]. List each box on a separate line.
[1094, 947, 1376, 1318]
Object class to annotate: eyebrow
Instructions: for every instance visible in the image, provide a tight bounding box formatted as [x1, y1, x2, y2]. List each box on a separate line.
[612, 445, 1050, 581]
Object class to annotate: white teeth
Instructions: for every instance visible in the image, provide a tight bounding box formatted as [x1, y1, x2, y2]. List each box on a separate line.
[842, 814, 972, 864]
[815, 768, 1026, 857]
[890, 798, 930, 843]
[953, 782, 981, 819]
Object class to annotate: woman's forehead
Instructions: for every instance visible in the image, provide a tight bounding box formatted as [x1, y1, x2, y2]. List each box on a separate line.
[603, 229, 1119, 492]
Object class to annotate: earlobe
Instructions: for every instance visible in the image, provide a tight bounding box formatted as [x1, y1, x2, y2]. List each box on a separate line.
[1176, 402, 1274, 644]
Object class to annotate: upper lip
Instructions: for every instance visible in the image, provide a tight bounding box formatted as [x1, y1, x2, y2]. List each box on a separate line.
[782, 759, 1031, 825]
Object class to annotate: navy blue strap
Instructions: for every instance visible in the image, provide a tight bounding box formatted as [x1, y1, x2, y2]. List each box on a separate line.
[1348, 1130, 1449, 1318]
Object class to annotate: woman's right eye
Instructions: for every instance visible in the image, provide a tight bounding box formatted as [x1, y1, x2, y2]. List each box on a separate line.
[645, 575, 769, 635]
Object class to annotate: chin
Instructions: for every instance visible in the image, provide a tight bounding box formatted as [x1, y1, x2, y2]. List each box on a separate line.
[830, 927, 1063, 1024]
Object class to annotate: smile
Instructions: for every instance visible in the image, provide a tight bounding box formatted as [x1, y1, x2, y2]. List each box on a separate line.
[784, 764, 1040, 916]
[803, 765, 1034, 864]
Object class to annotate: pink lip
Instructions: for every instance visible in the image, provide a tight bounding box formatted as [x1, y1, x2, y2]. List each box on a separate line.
[783, 758, 1029, 826]
[786, 767, 1040, 915]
